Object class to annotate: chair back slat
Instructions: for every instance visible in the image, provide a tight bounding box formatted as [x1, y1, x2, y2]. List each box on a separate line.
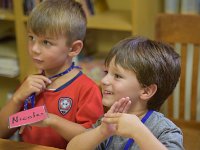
[180, 44, 187, 120]
[191, 46, 199, 120]
[167, 95, 173, 118]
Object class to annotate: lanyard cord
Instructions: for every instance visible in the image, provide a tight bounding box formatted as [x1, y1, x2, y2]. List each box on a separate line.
[23, 62, 80, 110]
[105, 110, 154, 150]
[48, 62, 81, 79]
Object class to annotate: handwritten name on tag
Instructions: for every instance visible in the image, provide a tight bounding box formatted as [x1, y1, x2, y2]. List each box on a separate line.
[9, 105, 48, 128]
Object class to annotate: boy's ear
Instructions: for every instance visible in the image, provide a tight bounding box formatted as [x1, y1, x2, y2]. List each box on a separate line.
[140, 84, 157, 100]
[68, 40, 83, 57]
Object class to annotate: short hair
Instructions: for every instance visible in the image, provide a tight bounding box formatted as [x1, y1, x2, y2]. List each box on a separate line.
[105, 36, 181, 111]
[27, 0, 87, 45]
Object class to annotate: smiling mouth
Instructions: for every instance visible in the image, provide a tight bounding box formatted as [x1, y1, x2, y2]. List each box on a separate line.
[103, 90, 113, 95]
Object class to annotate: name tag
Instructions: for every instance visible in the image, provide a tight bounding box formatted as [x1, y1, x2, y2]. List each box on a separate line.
[8, 105, 48, 128]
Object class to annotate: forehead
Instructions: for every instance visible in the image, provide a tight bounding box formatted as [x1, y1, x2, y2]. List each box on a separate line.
[108, 58, 125, 72]
[108, 58, 137, 76]
[28, 30, 68, 41]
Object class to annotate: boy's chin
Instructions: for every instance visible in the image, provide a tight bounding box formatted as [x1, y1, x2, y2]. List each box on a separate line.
[102, 99, 113, 108]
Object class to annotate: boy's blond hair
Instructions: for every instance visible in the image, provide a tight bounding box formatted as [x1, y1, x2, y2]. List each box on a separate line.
[27, 0, 87, 45]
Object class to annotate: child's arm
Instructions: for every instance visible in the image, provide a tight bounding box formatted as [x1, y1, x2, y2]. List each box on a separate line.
[33, 113, 86, 141]
[0, 75, 51, 138]
[32, 97, 131, 142]
[67, 97, 131, 150]
[67, 125, 110, 150]
[103, 113, 168, 150]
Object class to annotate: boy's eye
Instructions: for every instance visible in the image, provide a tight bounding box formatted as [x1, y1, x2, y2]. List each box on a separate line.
[114, 74, 122, 79]
[28, 35, 34, 41]
[103, 70, 108, 75]
[43, 40, 52, 46]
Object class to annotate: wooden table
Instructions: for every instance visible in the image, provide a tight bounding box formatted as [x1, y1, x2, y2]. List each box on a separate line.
[0, 138, 62, 150]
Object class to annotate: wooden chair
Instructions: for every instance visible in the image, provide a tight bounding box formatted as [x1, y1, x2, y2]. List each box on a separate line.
[155, 14, 200, 150]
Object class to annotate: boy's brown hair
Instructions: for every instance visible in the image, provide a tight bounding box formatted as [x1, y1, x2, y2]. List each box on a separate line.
[27, 0, 87, 45]
[105, 36, 181, 111]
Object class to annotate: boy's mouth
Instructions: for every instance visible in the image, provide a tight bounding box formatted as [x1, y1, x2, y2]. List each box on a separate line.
[33, 58, 43, 63]
[103, 90, 113, 95]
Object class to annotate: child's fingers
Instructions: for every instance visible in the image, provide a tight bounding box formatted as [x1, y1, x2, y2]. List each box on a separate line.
[27, 75, 51, 85]
[104, 112, 122, 118]
[19, 125, 32, 134]
[113, 98, 126, 113]
[26, 75, 52, 93]
[33, 75, 52, 86]
[121, 99, 131, 113]
[102, 118, 118, 124]
[102, 113, 121, 124]
[107, 101, 120, 114]
[107, 97, 131, 114]
[19, 126, 25, 134]
[36, 75, 52, 84]
[112, 97, 131, 113]
[110, 98, 127, 113]
[118, 97, 131, 113]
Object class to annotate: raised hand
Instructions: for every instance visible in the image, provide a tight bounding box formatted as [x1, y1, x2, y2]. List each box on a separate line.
[99, 97, 131, 137]
[102, 113, 141, 138]
[19, 113, 53, 134]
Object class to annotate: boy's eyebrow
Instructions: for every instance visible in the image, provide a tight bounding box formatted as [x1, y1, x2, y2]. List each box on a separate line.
[27, 31, 57, 40]
[45, 37, 57, 40]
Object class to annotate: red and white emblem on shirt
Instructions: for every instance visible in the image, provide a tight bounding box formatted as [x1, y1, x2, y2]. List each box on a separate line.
[58, 97, 72, 115]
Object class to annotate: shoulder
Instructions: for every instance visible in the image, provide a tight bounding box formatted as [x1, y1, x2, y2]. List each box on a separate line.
[146, 111, 182, 134]
[148, 111, 179, 128]
[54, 72, 99, 92]
[73, 73, 102, 105]
[76, 73, 100, 90]
[146, 111, 184, 149]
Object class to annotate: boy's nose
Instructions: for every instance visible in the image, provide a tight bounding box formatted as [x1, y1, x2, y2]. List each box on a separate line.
[101, 75, 110, 85]
[32, 43, 41, 54]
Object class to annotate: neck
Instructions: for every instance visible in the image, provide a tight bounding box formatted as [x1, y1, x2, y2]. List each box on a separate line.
[45, 62, 79, 89]
[128, 105, 148, 119]
[135, 109, 148, 119]
[128, 98, 149, 119]
[44, 62, 73, 78]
